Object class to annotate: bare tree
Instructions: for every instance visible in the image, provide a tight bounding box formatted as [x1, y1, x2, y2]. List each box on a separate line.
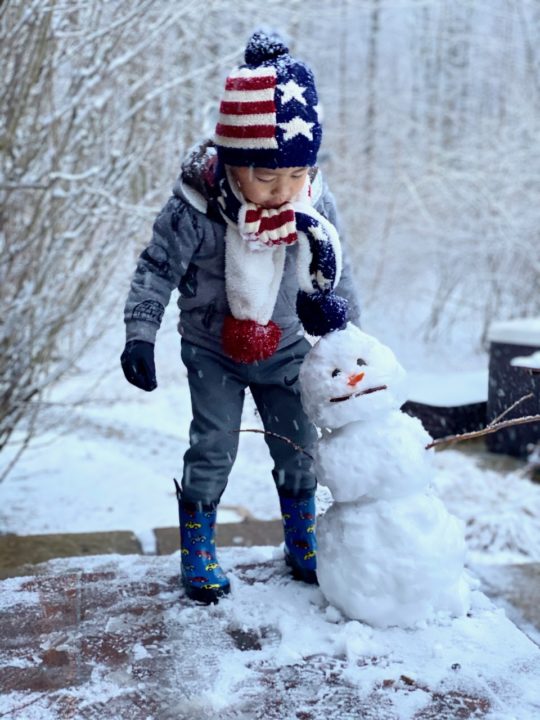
[0, 0, 304, 478]
[318, 1, 540, 344]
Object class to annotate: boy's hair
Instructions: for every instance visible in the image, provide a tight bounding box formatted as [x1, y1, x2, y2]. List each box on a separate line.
[214, 30, 322, 169]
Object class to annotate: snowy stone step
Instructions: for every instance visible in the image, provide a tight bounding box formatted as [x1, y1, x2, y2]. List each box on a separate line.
[402, 369, 488, 438]
[407, 370, 488, 408]
[403, 371, 488, 439]
[0, 531, 141, 579]
[155, 518, 283, 555]
[0, 520, 285, 579]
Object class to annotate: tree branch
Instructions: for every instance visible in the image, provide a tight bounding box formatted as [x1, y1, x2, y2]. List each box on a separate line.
[232, 429, 314, 460]
[426, 413, 540, 450]
[487, 392, 533, 427]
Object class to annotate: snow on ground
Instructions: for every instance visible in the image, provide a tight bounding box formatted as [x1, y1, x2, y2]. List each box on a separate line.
[433, 449, 540, 565]
[1, 549, 539, 720]
[2, 307, 540, 568]
[2, 305, 540, 717]
[0, 308, 275, 538]
[1, 306, 540, 568]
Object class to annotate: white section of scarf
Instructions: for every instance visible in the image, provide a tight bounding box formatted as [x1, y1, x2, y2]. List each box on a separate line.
[218, 166, 343, 325]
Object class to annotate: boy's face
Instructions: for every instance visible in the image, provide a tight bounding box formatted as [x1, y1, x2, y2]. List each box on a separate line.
[229, 166, 309, 209]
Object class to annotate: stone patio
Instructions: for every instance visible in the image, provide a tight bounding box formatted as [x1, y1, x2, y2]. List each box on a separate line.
[2, 551, 540, 719]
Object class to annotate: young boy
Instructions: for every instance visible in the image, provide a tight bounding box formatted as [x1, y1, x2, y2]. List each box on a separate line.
[121, 30, 360, 604]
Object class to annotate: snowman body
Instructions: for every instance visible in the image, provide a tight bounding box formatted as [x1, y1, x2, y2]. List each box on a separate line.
[315, 412, 433, 502]
[299, 324, 470, 628]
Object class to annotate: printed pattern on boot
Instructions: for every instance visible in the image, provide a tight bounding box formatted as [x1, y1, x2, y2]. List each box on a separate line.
[279, 495, 318, 584]
[178, 498, 230, 604]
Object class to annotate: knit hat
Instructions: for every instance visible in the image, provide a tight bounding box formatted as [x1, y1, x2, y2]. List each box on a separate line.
[214, 30, 322, 168]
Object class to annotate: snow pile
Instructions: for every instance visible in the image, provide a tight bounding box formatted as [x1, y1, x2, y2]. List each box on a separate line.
[488, 317, 540, 346]
[299, 324, 470, 627]
[407, 369, 488, 406]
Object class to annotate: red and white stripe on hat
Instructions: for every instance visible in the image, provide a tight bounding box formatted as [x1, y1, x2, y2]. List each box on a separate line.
[215, 67, 278, 149]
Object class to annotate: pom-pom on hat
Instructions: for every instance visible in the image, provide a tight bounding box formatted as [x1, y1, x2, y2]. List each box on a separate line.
[214, 30, 322, 168]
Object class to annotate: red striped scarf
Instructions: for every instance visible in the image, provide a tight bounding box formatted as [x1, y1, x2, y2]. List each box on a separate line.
[239, 203, 298, 248]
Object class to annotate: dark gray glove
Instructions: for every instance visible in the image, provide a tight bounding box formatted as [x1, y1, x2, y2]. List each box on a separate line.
[120, 340, 157, 392]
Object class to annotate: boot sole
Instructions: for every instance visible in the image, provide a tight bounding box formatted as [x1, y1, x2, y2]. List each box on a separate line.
[182, 578, 231, 605]
[285, 555, 318, 585]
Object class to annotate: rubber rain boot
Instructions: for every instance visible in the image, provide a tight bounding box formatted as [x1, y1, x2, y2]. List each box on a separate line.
[279, 493, 318, 584]
[174, 480, 231, 604]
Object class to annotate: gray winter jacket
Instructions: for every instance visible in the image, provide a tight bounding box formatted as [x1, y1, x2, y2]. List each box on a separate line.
[123, 158, 360, 355]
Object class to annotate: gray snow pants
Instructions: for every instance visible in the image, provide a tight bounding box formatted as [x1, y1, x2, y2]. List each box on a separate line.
[180, 336, 318, 505]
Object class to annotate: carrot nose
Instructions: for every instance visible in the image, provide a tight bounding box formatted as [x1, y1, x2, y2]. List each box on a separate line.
[347, 371, 365, 387]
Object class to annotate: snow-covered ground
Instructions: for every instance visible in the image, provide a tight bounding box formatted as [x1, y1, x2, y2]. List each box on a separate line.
[1, 304, 540, 568]
[2, 303, 540, 718]
[1, 549, 540, 720]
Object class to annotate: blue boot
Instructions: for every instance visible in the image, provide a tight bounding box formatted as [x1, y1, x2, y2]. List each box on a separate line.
[279, 493, 318, 585]
[174, 480, 230, 604]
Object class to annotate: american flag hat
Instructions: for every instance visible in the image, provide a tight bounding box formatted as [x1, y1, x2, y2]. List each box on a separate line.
[214, 30, 322, 168]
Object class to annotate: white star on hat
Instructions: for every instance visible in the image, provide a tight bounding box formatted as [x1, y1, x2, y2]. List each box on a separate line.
[278, 80, 307, 105]
[278, 117, 314, 142]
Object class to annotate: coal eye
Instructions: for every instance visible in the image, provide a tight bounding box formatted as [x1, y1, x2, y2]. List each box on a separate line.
[356, 358, 367, 367]
[331, 368, 341, 377]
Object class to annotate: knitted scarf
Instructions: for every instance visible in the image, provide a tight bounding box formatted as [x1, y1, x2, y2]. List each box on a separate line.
[216, 166, 348, 363]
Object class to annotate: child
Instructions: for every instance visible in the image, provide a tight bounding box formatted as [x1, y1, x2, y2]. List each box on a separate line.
[121, 30, 360, 604]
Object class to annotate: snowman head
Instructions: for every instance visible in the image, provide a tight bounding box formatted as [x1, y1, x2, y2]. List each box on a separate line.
[299, 324, 408, 429]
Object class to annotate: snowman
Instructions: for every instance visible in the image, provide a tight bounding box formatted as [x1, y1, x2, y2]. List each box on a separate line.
[299, 324, 471, 628]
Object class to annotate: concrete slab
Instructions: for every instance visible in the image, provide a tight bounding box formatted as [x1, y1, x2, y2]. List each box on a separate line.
[154, 518, 284, 555]
[0, 531, 142, 579]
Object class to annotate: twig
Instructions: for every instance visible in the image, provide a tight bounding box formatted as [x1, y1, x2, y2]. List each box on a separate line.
[487, 393, 533, 427]
[234, 393, 539, 456]
[330, 384, 388, 403]
[232, 429, 313, 459]
[426, 414, 540, 450]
